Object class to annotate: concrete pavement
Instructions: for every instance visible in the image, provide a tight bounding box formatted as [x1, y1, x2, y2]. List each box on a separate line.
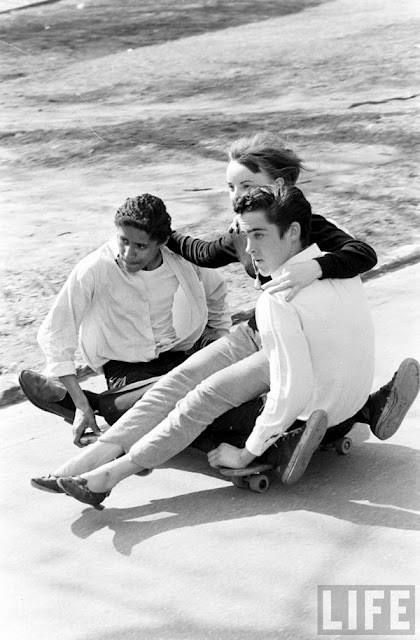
[1, 263, 419, 640]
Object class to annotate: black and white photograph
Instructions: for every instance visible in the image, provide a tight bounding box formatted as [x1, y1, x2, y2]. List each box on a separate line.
[1, 0, 419, 638]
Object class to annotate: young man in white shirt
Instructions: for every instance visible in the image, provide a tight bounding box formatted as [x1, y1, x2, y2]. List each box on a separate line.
[20, 193, 231, 448]
[208, 185, 375, 477]
[33, 186, 419, 508]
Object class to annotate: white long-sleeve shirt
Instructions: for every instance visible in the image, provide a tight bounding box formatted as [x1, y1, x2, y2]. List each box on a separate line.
[245, 244, 375, 457]
[38, 240, 231, 377]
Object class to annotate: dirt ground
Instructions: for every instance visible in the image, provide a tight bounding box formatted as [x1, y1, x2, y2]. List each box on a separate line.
[0, 0, 419, 389]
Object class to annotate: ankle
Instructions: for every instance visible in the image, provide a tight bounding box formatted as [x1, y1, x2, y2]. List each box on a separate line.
[82, 473, 112, 493]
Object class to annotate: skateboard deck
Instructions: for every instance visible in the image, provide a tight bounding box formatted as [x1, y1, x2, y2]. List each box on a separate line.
[219, 462, 273, 477]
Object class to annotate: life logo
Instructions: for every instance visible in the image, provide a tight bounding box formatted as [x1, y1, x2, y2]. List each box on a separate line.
[317, 585, 415, 635]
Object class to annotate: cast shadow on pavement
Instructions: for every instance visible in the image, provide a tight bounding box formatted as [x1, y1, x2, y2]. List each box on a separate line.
[69, 431, 419, 556]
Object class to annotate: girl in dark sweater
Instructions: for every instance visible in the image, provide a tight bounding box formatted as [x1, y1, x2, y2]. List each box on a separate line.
[168, 132, 376, 295]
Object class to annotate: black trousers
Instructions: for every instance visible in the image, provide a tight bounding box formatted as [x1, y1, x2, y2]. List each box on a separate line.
[61, 350, 189, 425]
[192, 398, 356, 453]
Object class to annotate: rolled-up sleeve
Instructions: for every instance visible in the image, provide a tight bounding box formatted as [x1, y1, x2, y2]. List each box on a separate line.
[37, 264, 95, 377]
[245, 294, 314, 457]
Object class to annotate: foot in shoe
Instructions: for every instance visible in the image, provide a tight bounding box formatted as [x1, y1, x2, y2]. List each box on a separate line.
[278, 409, 329, 485]
[31, 475, 65, 494]
[370, 358, 420, 440]
[19, 369, 74, 423]
[57, 476, 109, 509]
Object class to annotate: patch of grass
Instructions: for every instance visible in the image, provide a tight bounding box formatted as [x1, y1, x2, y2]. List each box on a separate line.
[2, 109, 416, 169]
[0, 0, 325, 76]
[1, 0, 418, 381]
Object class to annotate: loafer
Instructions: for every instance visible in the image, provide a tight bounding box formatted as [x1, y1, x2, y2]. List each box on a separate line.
[31, 475, 65, 494]
[57, 476, 109, 510]
[19, 370, 74, 424]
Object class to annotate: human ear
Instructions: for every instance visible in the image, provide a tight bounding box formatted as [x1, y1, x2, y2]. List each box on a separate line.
[289, 221, 301, 241]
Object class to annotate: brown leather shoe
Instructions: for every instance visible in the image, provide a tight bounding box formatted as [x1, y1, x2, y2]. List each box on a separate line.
[19, 370, 74, 423]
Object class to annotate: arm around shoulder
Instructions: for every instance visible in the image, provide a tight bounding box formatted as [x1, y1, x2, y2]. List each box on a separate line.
[310, 214, 377, 279]
[167, 230, 238, 268]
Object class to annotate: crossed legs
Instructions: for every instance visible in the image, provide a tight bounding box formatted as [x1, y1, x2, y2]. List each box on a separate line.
[51, 323, 264, 482]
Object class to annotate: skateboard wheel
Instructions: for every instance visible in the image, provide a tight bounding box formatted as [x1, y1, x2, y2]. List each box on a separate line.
[231, 476, 248, 489]
[334, 437, 352, 455]
[249, 474, 270, 493]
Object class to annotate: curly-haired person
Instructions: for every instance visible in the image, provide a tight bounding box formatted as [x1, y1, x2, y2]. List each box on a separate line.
[20, 194, 231, 448]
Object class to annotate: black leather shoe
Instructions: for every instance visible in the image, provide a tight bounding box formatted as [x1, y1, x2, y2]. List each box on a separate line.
[19, 370, 74, 424]
[57, 476, 109, 510]
[31, 475, 65, 493]
[369, 358, 420, 440]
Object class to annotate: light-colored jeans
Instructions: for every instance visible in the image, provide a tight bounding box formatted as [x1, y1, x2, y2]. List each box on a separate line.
[99, 323, 270, 468]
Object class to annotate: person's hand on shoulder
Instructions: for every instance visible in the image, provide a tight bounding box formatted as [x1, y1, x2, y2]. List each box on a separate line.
[262, 260, 322, 301]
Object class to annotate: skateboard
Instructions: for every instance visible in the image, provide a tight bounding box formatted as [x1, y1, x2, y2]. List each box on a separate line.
[219, 462, 273, 493]
[219, 435, 353, 493]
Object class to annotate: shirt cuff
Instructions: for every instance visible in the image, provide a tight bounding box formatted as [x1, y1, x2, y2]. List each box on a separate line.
[43, 361, 77, 378]
[245, 431, 268, 458]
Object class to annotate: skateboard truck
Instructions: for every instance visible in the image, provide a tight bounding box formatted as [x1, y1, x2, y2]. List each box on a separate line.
[320, 435, 352, 455]
[219, 463, 274, 493]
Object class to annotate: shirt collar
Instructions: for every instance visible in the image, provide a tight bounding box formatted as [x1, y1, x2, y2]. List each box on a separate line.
[270, 243, 322, 280]
[108, 237, 126, 273]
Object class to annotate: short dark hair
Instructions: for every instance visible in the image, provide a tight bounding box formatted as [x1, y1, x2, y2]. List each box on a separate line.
[228, 132, 304, 186]
[234, 185, 312, 247]
[114, 194, 172, 243]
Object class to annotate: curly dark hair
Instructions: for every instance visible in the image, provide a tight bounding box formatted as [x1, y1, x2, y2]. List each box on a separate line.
[114, 194, 172, 243]
[234, 185, 312, 247]
[228, 132, 304, 187]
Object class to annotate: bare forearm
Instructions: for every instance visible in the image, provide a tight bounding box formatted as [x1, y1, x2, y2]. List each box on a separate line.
[59, 374, 90, 411]
[59, 374, 99, 447]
